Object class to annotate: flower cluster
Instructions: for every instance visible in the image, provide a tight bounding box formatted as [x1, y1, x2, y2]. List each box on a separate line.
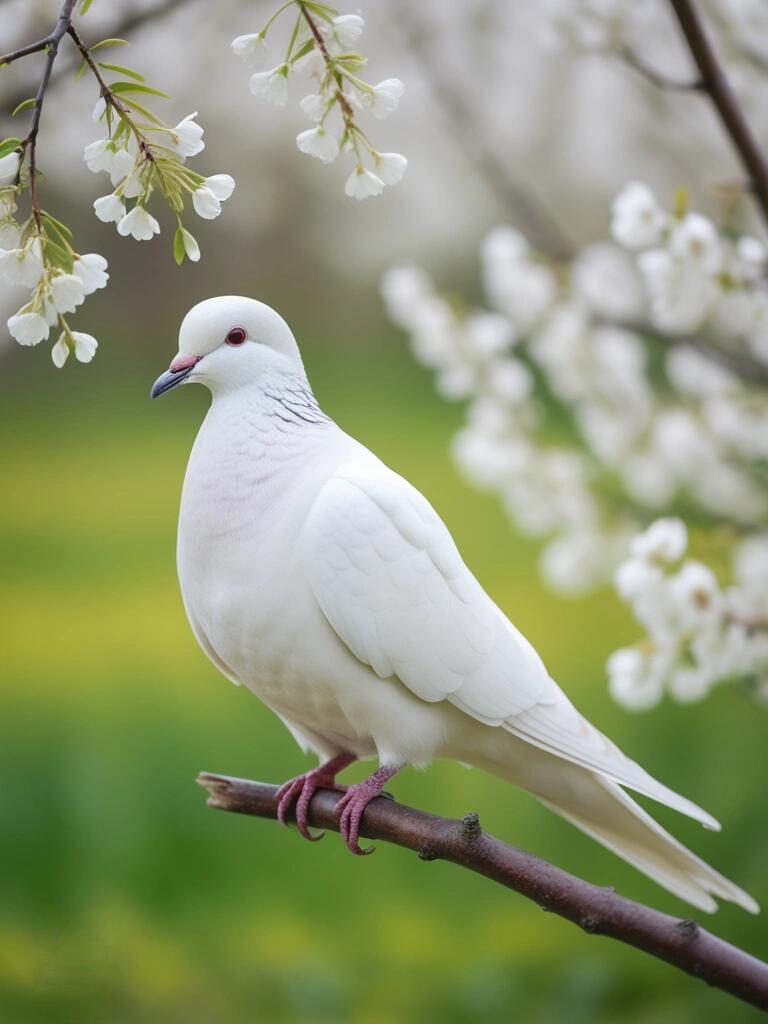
[232, 2, 406, 199]
[1, 24, 235, 367]
[608, 518, 768, 710]
[611, 181, 768, 348]
[85, 72, 235, 261]
[383, 183, 768, 706]
[0, 147, 106, 367]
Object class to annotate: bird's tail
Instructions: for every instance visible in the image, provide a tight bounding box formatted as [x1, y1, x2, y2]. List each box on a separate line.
[538, 770, 758, 914]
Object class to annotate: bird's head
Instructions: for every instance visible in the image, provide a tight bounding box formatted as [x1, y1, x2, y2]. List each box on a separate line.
[151, 295, 305, 398]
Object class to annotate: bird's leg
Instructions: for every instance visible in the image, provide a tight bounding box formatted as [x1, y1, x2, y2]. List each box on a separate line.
[335, 762, 403, 855]
[276, 753, 356, 841]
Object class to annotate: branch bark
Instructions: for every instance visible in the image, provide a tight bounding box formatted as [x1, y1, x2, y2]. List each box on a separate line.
[667, 0, 768, 228]
[197, 772, 768, 1013]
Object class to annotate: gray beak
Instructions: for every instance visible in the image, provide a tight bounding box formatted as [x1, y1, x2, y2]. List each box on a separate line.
[150, 355, 200, 399]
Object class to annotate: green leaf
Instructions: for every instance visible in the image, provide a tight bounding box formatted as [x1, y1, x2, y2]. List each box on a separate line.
[11, 97, 35, 117]
[79, 0, 94, 13]
[110, 81, 170, 99]
[41, 236, 73, 271]
[0, 137, 21, 159]
[98, 62, 145, 81]
[118, 97, 166, 126]
[173, 226, 185, 266]
[41, 210, 73, 241]
[290, 39, 315, 64]
[75, 59, 88, 81]
[90, 38, 129, 52]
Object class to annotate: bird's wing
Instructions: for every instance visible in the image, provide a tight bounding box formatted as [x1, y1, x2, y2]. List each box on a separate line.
[303, 458, 718, 829]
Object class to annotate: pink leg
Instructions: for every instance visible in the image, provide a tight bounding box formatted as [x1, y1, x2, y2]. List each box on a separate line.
[276, 753, 356, 840]
[335, 763, 403, 855]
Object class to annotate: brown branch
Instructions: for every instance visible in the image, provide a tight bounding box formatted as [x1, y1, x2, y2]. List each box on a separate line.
[11, 0, 78, 227]
[197, 772, 768, 1013]
[667, 0, 768, 228]
[1, 0, 194, 123]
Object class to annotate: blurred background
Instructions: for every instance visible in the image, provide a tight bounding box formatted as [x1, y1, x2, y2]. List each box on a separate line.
[1, 0, 767, 1021]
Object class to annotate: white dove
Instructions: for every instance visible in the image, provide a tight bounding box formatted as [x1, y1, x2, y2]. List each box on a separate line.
[152, 295, 757, 915]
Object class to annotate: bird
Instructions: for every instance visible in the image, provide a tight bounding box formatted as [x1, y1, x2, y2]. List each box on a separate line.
[152, 294, 757, 915]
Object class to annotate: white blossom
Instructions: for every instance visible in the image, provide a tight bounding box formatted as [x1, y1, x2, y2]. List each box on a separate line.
[365, 78, 404, 119]
[374, 152, 408, 186]
[191, 175, 236, 220]
[8, 309, 49, 346]
[327, 14, 364, 47]
[249, 66, 289, 106]
[107, 150, 134, 189]
[607, 648, 664, 711]
[344, 166, 384, 200]
[93, 193, 126, 224]
[92, 96, 107, 122]
[180, 228, 200, 262]
[117, 205, 160, 241]
[49, 273, 86, 314]
[299, 93, 327, 122]
[296, 127, 340, 164]
[52, 330, 99, 368]
[669, 213, 722, 274]
[630, 517, 687, 564]
[0, 238, 43, 287]
[230, 32, 268, 69]
[0, 151, 20, 185]
[611, 181, 667, 249]
[168, 112, 205, 158]
[73, 253, 109, 295]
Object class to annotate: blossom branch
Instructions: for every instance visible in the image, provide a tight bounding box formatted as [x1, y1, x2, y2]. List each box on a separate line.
[198, 772, 768, 1012]
[667, 0, 768, 227]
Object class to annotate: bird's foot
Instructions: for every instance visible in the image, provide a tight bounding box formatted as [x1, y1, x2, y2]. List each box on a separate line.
[335, 763, 402, 855]
[276, 754, 355, 841]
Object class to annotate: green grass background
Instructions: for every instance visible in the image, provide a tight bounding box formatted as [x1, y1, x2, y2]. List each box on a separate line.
[1, 334, 766, 1023]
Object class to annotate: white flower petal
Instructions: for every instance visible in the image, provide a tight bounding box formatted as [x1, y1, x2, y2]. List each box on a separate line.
[8, 310, 50, 346]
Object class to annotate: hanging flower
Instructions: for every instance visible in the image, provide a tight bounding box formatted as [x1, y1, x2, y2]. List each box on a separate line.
[51, 330, 99, 368]
[249, 66, 289, 105]
[7, 309, 50, 346]
[167, 112, 205, 158]
[296, 127, 340, 164]
[72, 253, 109, 295]
[231, 32, 268, 68]
[117, 205, 161, 240]
[344, 166, 384, 200]
[0, 151, 20, 185]
[93, 193, 126, 224]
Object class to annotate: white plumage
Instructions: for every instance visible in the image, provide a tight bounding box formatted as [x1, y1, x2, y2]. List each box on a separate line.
[155, 296, 757, 915]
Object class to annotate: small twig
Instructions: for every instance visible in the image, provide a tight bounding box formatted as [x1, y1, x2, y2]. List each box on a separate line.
[11, 0, 78, 227]
[616, 44, 704, 92]
[298, 2, 354, 122]
[197, 772, 768, 1013]
[395, 4, 573, 260]
[667, 0, 768, 229]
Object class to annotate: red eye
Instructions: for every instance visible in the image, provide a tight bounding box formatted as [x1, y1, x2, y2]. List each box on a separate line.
[226, 326, 247, 346]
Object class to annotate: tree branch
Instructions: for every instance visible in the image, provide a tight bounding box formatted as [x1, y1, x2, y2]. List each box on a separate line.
[11, 0, 77, 227]
[197, 772, 768, 1013]
[394, 5, 573, 260]
[667, 0, 768, 229]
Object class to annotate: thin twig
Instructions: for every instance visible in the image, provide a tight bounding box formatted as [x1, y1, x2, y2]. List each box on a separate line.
[395, 5, 573, 260]
[616, 44, 704, 92]
[667, 0, 768, 228]
[12, 0, 78, 227]
[0, 0, 194, 123]
[197, 772, 768, 1013]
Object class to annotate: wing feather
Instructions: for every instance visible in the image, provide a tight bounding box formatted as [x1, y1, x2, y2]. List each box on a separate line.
[303, 458, 718, 829]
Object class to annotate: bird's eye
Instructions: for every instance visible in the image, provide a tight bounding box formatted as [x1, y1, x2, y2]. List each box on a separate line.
[226, 326, 248, 346]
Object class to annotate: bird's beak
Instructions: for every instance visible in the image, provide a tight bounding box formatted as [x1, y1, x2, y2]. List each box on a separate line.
[151, 354, 201, 399]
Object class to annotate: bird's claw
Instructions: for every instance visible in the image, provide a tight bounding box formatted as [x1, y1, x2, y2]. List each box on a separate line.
[276, 770, 346, 841]
[335, 783, 380, 855]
